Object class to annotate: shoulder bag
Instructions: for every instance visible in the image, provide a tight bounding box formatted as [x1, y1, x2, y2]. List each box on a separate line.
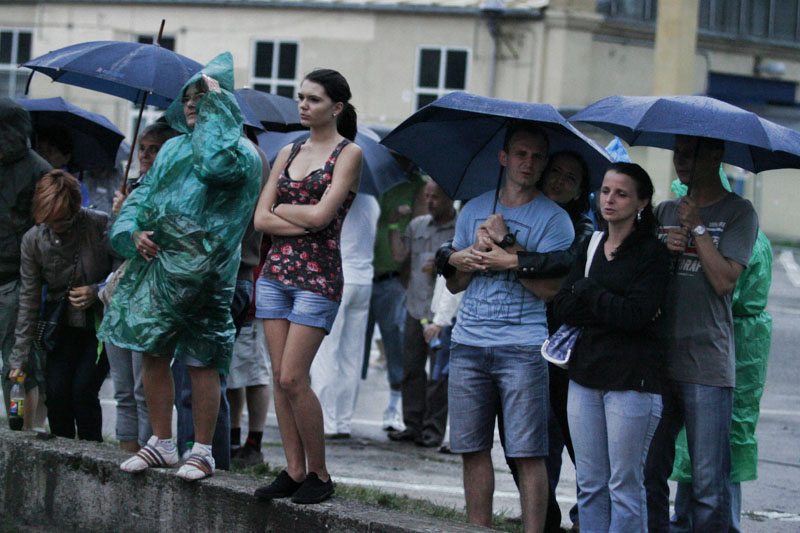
[33, 245, 82, 354]
[541, 231, 603, 369]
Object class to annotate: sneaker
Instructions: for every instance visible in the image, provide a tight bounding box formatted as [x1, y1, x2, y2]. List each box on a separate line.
[291, 472, 334, 504]
[233, 445, 263, 467]
[120, 435, 178, 472]
[388, 428, 418, 442]
[255, 470, 303, 501]
[176, 452, 215, 482]
[382, 407, 405, 432]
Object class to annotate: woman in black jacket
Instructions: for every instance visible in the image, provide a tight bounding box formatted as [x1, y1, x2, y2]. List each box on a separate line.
[552, 162, 669, 532]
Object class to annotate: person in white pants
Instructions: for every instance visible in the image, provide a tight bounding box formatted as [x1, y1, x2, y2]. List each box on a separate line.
[310, 193, 380, 438]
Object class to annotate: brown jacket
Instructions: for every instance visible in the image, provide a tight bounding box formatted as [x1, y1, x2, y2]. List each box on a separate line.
[10, 208, 112, 368]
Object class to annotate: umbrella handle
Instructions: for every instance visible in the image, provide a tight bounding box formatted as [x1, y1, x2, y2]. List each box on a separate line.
[491, 165, 504, 213]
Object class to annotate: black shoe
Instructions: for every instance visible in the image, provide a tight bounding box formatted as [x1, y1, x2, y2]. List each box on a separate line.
[414, 434, 441, 448]
[388, 428, 418, 442]
[234, 445, 263, 467]
[291, 472, 334, 504]
[324, 432, 351, 440]
[254, 470, 303, 500]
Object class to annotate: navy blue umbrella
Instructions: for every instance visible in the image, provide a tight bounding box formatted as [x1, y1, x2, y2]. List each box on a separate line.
[17, 97, 124, 171]
[569, 95, 800, 173]
[256, 126, 408, 197]
[235, 88, 303, 132]
[21, 40, 203, 109]
[381, 91, 611, 201]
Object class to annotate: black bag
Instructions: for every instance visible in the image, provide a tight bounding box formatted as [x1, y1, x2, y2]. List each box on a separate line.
[33, 248, 81, 353]
[33, 298, 68, 353]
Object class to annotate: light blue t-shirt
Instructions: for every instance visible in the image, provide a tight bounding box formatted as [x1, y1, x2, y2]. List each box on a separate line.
[451, 190, 574, 347]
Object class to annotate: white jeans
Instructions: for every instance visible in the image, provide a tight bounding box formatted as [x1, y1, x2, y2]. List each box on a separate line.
[310, 284, 371, 434]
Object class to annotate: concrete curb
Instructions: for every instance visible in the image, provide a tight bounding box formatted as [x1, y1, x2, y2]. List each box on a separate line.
[0, 427, 493, 532]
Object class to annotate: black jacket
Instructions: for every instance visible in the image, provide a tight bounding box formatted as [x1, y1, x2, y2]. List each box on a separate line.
[551, 232, 670, 393]
[517, 212, 594, 278]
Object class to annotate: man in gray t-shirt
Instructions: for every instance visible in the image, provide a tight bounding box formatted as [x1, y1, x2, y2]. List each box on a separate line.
[644, 135, 758, 533]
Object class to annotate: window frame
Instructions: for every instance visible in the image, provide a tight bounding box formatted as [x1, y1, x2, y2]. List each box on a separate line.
[250, 39, 300, 99]
[414, 45, 471, 111]
[0, 28, 33, 98]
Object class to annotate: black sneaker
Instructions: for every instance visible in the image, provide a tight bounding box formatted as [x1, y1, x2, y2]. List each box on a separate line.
[254, 470, 303, 500]
[290, 472, 334, 504]
[233, 445, 263, 467]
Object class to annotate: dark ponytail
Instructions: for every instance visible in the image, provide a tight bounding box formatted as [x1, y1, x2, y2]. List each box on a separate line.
[304, 68, 357, 141]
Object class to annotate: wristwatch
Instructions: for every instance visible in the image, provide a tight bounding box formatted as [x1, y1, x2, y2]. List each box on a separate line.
[691, 225, 707, 237]
[498, 232, 516, 249]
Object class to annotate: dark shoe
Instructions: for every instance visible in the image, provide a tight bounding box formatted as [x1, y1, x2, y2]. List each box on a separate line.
[291, 472, 334, 504]
[254, 470, 303, 500]
[438, 444, 452, 454]
[414, 434, 441, 448]
[324, 432, 351, 440]
[388, 428, 418, 442]
[234, 445, 263, 467]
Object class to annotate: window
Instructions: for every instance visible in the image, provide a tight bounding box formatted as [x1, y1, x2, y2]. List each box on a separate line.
[0, 29, 32, 97]
[251, 40, 298, 98]
[598, 0, 800, 45]
[128, 34, 177, 140]
[415, 47, 469, 110]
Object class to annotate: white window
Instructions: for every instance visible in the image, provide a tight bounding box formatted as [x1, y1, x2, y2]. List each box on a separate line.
[128, 34, 177, 139]
[0, 29, 32, 97]
[251, 40, 299, 98]
[415, 46, 470, 110]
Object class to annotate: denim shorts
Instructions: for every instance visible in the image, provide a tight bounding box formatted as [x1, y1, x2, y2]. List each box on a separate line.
[254, 277, 339, 333]
[448, 342, 549, 457]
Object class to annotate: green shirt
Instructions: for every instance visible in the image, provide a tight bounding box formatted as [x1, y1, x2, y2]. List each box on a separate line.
[373, 172, 426, 273]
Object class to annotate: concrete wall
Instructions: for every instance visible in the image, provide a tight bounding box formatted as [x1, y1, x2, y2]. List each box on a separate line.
[0, 427, 490, 532]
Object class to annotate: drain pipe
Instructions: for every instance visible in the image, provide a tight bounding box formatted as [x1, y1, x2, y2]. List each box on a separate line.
[481, 0, 506, 98]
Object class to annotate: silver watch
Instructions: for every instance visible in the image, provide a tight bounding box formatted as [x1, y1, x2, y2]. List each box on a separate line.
[692, 225, 707, 236]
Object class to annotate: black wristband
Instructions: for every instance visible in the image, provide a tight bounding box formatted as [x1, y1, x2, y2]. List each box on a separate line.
[435, 241, 456, 279]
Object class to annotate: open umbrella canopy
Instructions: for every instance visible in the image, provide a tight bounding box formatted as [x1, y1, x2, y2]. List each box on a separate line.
[17, 97, 124, 170]
[569, 94, 800, 173]
[381, 92, 611, 200]
[256, 126, 408, 197]
[235, 88, 302, 132]
[22, 41, 203, 108]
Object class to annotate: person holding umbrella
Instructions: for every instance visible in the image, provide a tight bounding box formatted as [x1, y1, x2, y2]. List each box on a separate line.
[252, 68, 362, 505]
[644, 135, 758, 532]
[98, 52, 262, 481]
[445, 121, 574, 532]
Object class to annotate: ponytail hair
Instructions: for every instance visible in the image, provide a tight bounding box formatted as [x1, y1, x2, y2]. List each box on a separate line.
[304, 68, 357, 141]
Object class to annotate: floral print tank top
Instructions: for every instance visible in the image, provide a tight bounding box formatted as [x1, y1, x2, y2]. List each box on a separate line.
[261, 139, 356, 302]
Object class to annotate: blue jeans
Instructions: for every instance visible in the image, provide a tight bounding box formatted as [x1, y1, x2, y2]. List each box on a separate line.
[671, 481, 741, 533]
[568, 381, 662, 533]
[645, 381, 733, 532]
[106, 343, 151, 445]
[362, 277, 405, 386]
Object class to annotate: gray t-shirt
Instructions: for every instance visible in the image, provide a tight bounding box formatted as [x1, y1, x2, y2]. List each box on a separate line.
[403, 214, 456, 321]
[655, 193, 758, 387]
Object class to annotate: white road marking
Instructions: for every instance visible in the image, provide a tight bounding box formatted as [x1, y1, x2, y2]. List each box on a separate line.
[745, 510, 800, 522]
[760, 408, 800, 417]
[769, 304, 800, 316]
[779, 250, 800, 288]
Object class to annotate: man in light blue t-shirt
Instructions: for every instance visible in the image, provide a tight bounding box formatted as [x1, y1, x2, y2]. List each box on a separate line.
[445, 122, 573, 532]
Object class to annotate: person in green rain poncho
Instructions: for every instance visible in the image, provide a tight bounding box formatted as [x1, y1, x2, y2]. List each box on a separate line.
[98, 52, 261, 481]
[668, 169, 773, 533]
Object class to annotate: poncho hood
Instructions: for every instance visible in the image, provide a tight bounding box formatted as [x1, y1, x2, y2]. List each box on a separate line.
[0, 98, 33, 164]
[165, 52, 237, 134]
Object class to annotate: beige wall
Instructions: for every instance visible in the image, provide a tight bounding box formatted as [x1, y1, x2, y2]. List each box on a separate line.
[6, 1, 800, 239]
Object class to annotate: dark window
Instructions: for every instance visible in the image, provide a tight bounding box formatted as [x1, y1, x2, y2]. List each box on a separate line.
[277, 85, 294, 98]
[254, 83, 272, 93]
[252, 41, 299, 96]
[0, 32, 12, 64]
[417, 93, 438, 109]
[444, 50, 468, 89]
[418, 49, 441, 88]
[16, 32, 31, 63]
[278, 43, 297, 80]
[1, 30, 34, 97]
[255, 42, 274, 79]
[137, 34, 175, 50]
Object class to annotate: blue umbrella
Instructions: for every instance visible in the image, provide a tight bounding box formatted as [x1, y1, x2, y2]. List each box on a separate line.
[569, 94, 800, 173]
[381, 91, 611, 201]
[21, 40, 203, 109]
[232, 91, 266, 132]
[17, 97, 124, 171]
[256, 126, 408, 196]
[235, 88, 303, 132]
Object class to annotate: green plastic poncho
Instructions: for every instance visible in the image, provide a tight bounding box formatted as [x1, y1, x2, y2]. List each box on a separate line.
[98, 52, 261, 373]
[669, 170, 773, 483]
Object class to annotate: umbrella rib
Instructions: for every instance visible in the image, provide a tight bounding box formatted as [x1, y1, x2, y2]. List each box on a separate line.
[453, 118, 508, 199]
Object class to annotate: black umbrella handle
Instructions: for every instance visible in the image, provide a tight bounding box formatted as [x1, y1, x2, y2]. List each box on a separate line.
[491, 165, 504, 214]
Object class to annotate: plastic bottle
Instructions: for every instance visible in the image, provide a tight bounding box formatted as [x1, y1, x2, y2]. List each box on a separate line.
[420, 319, 442, 351]
[9, 377, 24, 431]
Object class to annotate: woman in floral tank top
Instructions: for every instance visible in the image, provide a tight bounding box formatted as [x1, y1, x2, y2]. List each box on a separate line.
[253, 69, 362, 504]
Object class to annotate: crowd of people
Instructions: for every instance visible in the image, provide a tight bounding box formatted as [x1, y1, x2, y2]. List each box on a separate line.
[0, 48, 771, 533]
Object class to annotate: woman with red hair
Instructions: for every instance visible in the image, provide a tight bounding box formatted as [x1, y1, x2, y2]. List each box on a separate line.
[8, 170, 112, 440]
